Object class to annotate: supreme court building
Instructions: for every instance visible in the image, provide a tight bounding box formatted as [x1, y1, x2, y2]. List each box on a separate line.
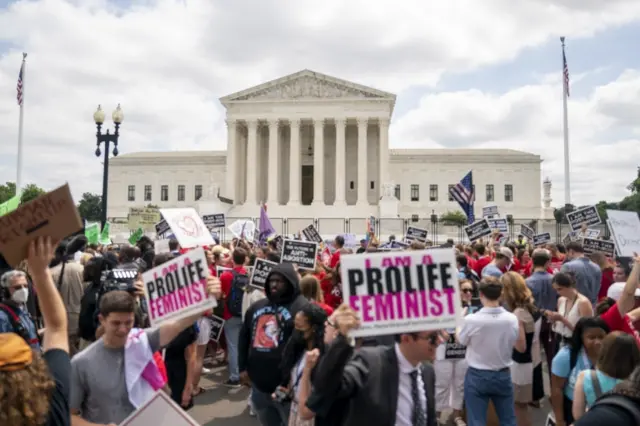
[107, 70, 553, 229]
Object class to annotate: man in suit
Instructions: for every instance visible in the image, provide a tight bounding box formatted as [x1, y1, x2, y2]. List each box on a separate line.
[305, 305, 439, 426]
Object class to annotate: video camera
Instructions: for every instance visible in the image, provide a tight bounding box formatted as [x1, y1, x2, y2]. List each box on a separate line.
[98, 269, 139, 296]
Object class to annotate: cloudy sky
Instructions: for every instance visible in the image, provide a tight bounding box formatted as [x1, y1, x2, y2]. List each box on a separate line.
[0, 0, 639, 208]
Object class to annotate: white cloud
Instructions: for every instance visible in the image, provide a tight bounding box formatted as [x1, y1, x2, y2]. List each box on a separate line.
[0, 0, 638, 206]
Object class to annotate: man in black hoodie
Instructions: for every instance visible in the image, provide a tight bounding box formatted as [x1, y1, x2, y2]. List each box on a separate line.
[238, 262, 308, 426]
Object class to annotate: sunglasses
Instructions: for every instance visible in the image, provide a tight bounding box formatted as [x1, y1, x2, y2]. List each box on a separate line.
[415, 333, 439, 345]
[326, 320, 336, 329]
[461, 288, 473, 294]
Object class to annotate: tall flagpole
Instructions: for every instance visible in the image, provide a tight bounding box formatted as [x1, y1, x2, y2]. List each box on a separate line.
[16, 52, 27, 200]
[560, 37, 571, 210]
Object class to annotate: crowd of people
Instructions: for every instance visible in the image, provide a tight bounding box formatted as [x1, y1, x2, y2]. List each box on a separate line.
[0, 227, 639, 426]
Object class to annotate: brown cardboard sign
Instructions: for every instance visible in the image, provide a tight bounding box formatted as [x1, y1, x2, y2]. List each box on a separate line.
[0, 184, 82, 267]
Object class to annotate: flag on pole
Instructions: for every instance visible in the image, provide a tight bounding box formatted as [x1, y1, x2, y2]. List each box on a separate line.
[258, 204, 275, 244]
[17, 60, 25, 106]
[561, 37, 570, 97]
[449, 171, 475, 224]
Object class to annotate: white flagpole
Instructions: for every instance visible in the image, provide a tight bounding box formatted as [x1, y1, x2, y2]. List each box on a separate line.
[16, 52, 27, 200]
[561, 38, 571, 208]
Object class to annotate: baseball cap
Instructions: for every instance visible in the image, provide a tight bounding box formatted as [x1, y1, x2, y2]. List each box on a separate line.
[498, 247, 514, 263]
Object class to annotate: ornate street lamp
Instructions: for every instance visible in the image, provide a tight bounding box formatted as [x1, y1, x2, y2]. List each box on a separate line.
[94, 104, 123, 228]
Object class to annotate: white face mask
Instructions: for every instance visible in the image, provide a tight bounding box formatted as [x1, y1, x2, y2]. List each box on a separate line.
[11, 287, 29, 304]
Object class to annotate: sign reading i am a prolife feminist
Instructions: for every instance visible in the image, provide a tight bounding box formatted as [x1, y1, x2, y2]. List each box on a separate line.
[340, 248, 462, 338]
[142, 247, 216, 328]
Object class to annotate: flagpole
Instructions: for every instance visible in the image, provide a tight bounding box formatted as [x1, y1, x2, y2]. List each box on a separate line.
[16, 52, 27, 200]
[560, 38, 571, 209]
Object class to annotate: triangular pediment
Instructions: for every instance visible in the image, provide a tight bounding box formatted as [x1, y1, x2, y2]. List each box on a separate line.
[220, 69, 396, 103]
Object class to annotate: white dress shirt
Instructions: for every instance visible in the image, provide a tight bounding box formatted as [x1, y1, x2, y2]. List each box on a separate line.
[395, 343, 428, 426]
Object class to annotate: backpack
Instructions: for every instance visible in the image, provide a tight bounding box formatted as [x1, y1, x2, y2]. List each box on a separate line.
[78, 282, 101, 341]
[226, 271, 249, 317]
[0, 302, 39, 347]
[589, 394, 640, 424]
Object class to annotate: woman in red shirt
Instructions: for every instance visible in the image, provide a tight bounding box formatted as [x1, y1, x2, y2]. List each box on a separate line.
[299, 275, 334, 316]
[600, 255, 640, 348]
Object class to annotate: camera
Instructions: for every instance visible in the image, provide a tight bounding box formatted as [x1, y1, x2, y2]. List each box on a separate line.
[99, 269, 139, 296]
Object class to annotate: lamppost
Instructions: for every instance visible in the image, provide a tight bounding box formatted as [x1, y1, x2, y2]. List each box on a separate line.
[93, 104, 123, 228]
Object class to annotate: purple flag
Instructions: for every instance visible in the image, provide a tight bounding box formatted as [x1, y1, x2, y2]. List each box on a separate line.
[259, 204, 275, 244]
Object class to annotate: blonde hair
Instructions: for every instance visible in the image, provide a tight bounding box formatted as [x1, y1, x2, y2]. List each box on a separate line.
[299, 275, 324, 303]
[500, 271, 536, 313]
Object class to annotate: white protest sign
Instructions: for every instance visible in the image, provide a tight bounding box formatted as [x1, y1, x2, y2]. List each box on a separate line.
[340, 248, 462, 338]
[228, 219, 256, 241]
[606, 209, 640, 257]
[119, 390, 199, 426]
[159, 208, 214, 249]
[154, 239, 170, 254]
[142, 247, 216, 328]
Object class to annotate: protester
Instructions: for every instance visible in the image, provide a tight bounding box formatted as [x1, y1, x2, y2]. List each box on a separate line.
[546, 272, 593, 348]
[561, 242, 602, 306]
[0, 269, 40, 350]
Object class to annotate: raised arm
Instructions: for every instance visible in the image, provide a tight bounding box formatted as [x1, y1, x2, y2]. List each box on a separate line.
[617, 255, 640, 316]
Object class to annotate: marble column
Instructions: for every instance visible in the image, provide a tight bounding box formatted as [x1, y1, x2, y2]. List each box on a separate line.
[379, 118, 390, 188]
[246, 119, 258, 204]
[312, 119, 325, 205]
[267, 119, 279, 204]
[289, 119, 301, 205]
[334, 118, 347, 205]
[356, 117, 368, 205]
[225, 119, 237, 203]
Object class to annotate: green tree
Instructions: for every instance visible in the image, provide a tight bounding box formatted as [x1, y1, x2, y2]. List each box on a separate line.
[77, 192, 103, 222]
[440, 210, 468, 225]
[626, 167, 640, 194]
[0, 181, 46, 204]
[146, 204, 159, 209]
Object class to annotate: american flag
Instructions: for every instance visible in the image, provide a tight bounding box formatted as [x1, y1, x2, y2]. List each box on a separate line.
[562, 41, 570, 97]
[16, 61, 24, 106]
[449, 171, 475, 224]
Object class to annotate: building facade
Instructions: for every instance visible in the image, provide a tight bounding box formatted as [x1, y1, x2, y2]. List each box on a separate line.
[107, 70, 553, 229]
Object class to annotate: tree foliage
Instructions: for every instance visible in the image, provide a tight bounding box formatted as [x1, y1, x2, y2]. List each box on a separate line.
[440, 210, 468, 225]
[0, 182, 46, 204]
[77, 192, 103, 222]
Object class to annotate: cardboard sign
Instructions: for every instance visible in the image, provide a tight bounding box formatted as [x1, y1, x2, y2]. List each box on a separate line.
[487, 218, 508, 233]
[302, 224, 323, 243]
[202, 213, 226, 230]
[582, 238, 616, 258]
[250, 258, 278, 290]
[281, 239, 317, 270]
[155, 218, 170, 236]
[520, 224, 534, 240]
[0, 184, 82, 267]
[464, 219, 492, 242]
[142, 247, 216, 327]
[405, 226, 428, 243]
[566, 205, 601, 231]
[533, 233, 551, 247]
[119, 390, 199, 426]
[159, 208, 214, 249]
[606, 209, 640, 257]
[206, 315, 225, 342]
[340, 248, 462, 338]
[482, 205, 499, 218]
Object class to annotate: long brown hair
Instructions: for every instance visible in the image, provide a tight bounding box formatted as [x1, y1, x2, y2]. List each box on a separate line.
[500, 271, 536, 314]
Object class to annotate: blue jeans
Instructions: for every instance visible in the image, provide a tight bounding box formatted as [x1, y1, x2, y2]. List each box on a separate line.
[224, 316, 243, 381]
[464, 367, 516, 426]
[250, 386, 290, 426]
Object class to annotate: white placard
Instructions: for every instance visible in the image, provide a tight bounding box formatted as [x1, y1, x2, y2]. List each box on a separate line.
[154, 239, 170, 254]
[340, 248, 462, 338]
[606, 209, 640, 257]
[142, 247, 216, 328]
[119, 390, 199, 426]
[159, 208, 214, 249]
[228, 219, 256, 241]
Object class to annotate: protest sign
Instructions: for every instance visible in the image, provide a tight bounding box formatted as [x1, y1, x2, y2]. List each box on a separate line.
[404, 226, 428, 243]
[281, 239, 317, 270]
[582, 238, 616, 258]
[302, 224, 323, 243]
[533, 233, 551, 246]
[129, 228, 143, 245]
[202, 213, 226, 230]
[487, 218, 508, 233]
[464, 219, 491, 242]
[154, 239, 170, 254]
[340, 248, 462, 338]
[228, 219, 256, 241]
[142, 247, 216, 328]
[566, 205, 601, 231]
[99, 222, 111, 245]
[606, 209, 640, 257]
[520, 224, 534, 240]
[482, 205, 499, 218]
[128, 207, 161, 231]
[206, 316, 224, 342]
[444, 331, 466, 360]
[250, 258, 278, 289]
[0, 195, 20, 217]
[159, 208, 214, 248]
[563, 231, 579, 246]
[0, 184, 82, 267]
[85, 223, 100, 244]
[155, 218, 170, 236]
[583, 229, 600, 239]
[120, 390, 199, 426]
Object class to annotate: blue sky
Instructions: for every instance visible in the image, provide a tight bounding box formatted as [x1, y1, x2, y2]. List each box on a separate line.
[0, 0, 639, 208]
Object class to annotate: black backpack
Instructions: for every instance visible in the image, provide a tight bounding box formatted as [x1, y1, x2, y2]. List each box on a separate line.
[0, 302, 39, 347]
[226, 271, 249, 317]
[78, 282, 101, 341]
[587, 394, 640, 424]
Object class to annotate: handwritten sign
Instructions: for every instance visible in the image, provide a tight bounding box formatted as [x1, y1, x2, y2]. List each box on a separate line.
[487, 218, 508, 233]
[464, 219, 492, 242]
[142, 247, 216, 327]
[159, 208, 214, 249]
[606, 209, 640, 257]
[228, 219, 256, 241]
[250, 258, 278, 289]
[520, 224, 534, 240]
[202, 213, 226, 230]
[533, 233, 551, 247]
[281, 239, 317, 270]
[0, 184, 82, 267]
[566, 206, 601, 231]
[405, 226, 428, 243]
[120, 390, 199, 426]
[582, 237, 616, 258]
[340, 248, 462, 338]
[206, 316, 225, 342]
[302, 224, 323, 243]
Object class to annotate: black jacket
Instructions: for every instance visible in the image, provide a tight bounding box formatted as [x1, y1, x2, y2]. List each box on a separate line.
[238, 262, 308, 393]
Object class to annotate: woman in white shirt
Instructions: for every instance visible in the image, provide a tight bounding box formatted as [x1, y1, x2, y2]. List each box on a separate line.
[544, 272, 592, 348]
